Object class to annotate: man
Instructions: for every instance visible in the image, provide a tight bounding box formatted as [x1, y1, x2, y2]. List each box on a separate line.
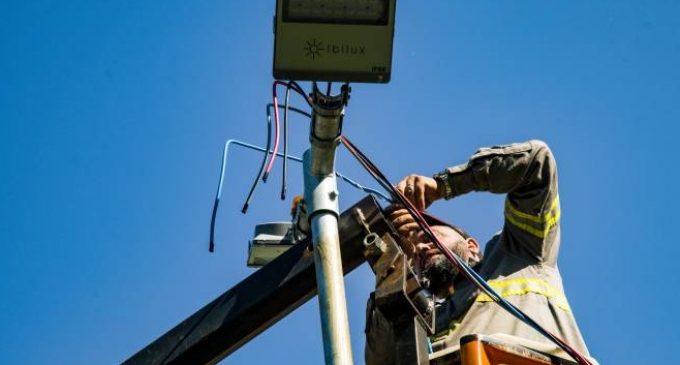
[365, 140, 593, 364]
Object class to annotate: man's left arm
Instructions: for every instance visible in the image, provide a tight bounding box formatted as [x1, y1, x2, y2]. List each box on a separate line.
[396, 140, 561, 264]
[434, 140, 561, 264]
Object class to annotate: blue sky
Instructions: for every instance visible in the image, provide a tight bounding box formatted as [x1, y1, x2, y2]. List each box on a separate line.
[1, 1, 679, 364]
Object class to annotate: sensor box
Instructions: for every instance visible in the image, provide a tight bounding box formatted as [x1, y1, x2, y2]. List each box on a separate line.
[247, 222, 296, 267]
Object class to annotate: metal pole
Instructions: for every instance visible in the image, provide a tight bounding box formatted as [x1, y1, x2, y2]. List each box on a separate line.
[304, 150, 354, 365]
[303, 84, 354, 365]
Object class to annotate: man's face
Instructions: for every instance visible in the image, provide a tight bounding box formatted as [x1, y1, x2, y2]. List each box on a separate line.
[412, 225, 473, 290]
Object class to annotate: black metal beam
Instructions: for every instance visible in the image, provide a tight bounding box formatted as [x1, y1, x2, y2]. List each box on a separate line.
[123, 196, 390, 365]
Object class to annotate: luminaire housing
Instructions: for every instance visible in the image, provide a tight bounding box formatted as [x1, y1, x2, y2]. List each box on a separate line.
[273, 0, 396, 83]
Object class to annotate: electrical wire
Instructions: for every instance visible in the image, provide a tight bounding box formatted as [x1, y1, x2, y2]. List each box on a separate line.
[240, 104, 273, 215]
[281, 82, 292, 200]
[242, 103, 311, 215]
[210, 139, 297, 253]
[209, 138, 390, 252]
[263, 80, 309, 182]
[335, 172, 391, 203]
[339, 135, 592, 365]
[262, 83, 282, 182]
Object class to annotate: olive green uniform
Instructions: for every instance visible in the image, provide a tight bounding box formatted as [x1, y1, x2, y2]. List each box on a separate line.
[365, 140, 592, 364]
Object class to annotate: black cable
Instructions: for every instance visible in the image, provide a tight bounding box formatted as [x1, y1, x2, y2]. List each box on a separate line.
[289, 80, 310, 106]
[209, 200, 218, 252]
[277, 104, 311, 118]
[280, 80, 310, 201]
[326, 81, 332, 95]
[241, 103, 311, 214]
[241, 104, 273, 214]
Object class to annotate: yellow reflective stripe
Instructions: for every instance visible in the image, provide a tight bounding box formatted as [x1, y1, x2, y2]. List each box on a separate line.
[504, 195, 560, 238]
[475, 278, 571, 313]
[430, 277, 571, 341]
[505, 195, 560, 223]
[504, 210, 561, 238]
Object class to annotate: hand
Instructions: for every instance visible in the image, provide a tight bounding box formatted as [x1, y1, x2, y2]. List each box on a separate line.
[395, 175, 443, 211]
[385, 205, 420, 256]
[386, 206, 420, 238]
[385, 206, 443, 264]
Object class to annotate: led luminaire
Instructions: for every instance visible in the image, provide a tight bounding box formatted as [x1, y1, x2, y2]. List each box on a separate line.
[273, 0, 396, 83]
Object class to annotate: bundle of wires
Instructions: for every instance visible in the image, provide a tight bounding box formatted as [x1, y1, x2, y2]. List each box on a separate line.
[340, 135, 592, 365]
[241, 80, 310, 215]
[240, 102, 311, 215]
[263, 80, 310, 185]
[209, 81, 390, 251]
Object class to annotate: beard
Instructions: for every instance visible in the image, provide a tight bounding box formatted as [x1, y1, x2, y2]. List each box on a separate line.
[421, 240, 470, 293]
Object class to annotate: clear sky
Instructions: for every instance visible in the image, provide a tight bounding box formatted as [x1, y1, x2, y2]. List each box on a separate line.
[1, 1, 679, 364]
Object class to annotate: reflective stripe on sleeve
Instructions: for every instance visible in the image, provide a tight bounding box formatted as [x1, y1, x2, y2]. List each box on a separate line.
[504, 195, 560, 238]
[475, 277, 572, 313]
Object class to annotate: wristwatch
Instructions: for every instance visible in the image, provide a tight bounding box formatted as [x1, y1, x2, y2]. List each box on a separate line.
[433, 171, 453, 200]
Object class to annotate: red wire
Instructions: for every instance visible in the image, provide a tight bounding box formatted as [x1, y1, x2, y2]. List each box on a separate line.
[263, 82, 283, 180]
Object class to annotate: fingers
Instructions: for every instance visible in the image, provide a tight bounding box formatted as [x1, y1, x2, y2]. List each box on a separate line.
[395, 175, 417, 208]
[388, 208, 416, 224]
[395, 179, 408, 199]
[396, 237, 416, 258]
[388, 208, 417, 236]
[384, 203, 402, 215]
[388, 209, 420, 239]
[398, 223, 421, 237]
[396, 175, 437, 210]
[416, 178, 427, 211]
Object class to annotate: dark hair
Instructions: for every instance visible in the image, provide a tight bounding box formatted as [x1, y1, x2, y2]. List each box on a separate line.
[421, 212, 483, 263]
[422, 212, 471, 239]
[448, 223, 471, 240]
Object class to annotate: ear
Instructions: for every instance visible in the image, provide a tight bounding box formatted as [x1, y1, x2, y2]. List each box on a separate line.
[466, 237, 480, 257]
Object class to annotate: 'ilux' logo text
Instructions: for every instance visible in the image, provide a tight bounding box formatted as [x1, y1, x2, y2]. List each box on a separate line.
[304, 39, 366, 59]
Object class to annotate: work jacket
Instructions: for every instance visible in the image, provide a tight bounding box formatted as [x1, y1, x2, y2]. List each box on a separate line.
[365, 140, 592, 364]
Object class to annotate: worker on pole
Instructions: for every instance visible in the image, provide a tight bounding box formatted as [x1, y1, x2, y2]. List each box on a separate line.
[365, 140, 595, 364]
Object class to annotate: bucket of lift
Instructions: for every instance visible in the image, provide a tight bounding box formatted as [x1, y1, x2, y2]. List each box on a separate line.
[430, 334, 583, 365]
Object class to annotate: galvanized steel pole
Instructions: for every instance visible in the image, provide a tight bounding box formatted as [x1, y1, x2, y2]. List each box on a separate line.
[303, 84, 354, 365]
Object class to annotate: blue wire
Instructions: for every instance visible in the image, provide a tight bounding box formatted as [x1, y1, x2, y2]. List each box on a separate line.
[209, 139, 392, 251]
[213, 139, 390, 202]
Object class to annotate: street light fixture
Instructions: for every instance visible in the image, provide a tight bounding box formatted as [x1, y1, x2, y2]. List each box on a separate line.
[273, 0, 396, 83]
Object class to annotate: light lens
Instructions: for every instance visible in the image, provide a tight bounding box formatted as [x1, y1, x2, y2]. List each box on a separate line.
[283, 0, 389, 25]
